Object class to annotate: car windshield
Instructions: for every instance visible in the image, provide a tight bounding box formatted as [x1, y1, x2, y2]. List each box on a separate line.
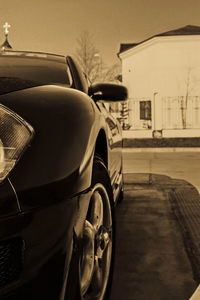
[0, 54, 71, 95]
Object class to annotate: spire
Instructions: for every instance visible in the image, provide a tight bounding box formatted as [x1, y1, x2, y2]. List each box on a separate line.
[1, 22, 12, 51]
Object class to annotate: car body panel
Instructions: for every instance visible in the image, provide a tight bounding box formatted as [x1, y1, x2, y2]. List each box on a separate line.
[0, 85, 96, 196]
[0, 51, 126, 299]
[96, 102, 123, 191]
[0, 193, 86, 299]
[0, 179, 20, 217]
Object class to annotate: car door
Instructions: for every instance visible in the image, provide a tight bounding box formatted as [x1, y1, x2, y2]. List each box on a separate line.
[97, 102, 123, 188]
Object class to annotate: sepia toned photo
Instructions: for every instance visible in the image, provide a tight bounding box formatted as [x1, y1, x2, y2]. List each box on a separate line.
[0, 0, 200, 299]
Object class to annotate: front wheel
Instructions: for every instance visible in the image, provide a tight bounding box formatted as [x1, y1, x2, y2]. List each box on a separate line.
[79, 156, 115, 300]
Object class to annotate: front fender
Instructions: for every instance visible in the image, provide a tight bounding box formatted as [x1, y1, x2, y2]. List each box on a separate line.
[0, 85, 98, 205]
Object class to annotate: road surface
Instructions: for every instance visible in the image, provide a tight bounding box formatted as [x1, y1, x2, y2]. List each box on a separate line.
[110, 178, 197, 300]
[122, 148, 200, 191]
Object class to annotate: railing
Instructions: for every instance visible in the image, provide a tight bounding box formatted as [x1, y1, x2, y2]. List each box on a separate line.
[109, 96, 200, 131]
[162, 96, 200, 129]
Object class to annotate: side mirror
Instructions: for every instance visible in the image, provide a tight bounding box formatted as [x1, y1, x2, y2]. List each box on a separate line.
[88, 83, 128, 102]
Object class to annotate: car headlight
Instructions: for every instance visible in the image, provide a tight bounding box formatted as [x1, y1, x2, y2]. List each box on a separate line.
[0, 104, 34, 183]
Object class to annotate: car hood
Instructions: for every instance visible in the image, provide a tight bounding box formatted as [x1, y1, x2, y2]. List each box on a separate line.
[0, 85, 98, 196]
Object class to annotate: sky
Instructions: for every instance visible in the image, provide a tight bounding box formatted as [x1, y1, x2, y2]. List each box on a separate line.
[1, 0, 200, 67]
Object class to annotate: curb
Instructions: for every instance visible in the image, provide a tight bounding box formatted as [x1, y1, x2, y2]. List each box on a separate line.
[122, 147, 200, 153]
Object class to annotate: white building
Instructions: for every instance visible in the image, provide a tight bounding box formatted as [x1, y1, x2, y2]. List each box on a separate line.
[119, 25, 200, 138]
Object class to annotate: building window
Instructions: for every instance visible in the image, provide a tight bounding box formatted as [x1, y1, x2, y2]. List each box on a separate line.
[140, 100, 151, 120]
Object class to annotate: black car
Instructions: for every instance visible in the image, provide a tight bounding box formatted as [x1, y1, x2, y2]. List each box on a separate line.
[0, 50, 127, 299]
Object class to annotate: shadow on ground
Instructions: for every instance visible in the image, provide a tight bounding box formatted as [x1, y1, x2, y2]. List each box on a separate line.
[110, 173, 199, 300]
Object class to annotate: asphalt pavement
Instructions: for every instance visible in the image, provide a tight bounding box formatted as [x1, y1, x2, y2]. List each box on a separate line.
[110, 173, 200, 300]
[122, 148, 200, 192]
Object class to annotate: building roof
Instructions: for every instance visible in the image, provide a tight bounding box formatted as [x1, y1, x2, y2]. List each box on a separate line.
[118, 25, 200, 55]
[119, 43, 138, 53]
[157, 25, 200, 36]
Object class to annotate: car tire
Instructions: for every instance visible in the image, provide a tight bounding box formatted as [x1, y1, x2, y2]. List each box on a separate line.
[117, 188, 124, 203]
[79, 155, 115, 300]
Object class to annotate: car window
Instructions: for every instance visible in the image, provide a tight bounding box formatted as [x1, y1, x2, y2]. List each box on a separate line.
[0, 56, 71, 95]
[66, 56, 88, 94]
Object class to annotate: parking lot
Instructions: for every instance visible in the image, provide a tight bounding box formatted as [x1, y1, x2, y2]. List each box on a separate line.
[122, 148, 200, 191]
[110, 150, 200, 300]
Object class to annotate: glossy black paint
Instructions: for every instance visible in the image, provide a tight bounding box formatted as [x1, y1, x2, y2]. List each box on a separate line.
[0, 85, 97, 199]
[89, 82, 128, 101]
[0, 179, 19, 217]
[0, 194, 80, 299]
[0, 51, 127, 299]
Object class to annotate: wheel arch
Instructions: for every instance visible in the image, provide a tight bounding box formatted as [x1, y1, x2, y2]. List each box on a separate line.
[94, 129, 108, 168]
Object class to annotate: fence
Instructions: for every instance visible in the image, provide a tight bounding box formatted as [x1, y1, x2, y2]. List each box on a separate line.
[162, 96, 200, 129]
[127, 96, 200, 130]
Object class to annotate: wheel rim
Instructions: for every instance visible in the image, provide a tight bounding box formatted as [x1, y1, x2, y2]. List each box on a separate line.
[80, 183, 112, 300]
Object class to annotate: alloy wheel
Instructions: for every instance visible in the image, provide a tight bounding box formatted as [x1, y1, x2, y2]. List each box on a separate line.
[80, 183, 113, 300]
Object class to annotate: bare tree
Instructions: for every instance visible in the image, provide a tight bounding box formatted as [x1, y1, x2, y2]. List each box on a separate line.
[180, 66, 200, 128]
[103, 63, 122, 83]
[76, 31, 122, 84]
[180, 66, 192, 128]
[75, 31, 102, 83]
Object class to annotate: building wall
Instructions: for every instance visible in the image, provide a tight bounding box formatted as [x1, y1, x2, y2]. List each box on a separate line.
[120, 36, 200, 136]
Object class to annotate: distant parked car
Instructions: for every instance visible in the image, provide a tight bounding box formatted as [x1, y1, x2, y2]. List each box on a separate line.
[0, 50, 127, 299]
